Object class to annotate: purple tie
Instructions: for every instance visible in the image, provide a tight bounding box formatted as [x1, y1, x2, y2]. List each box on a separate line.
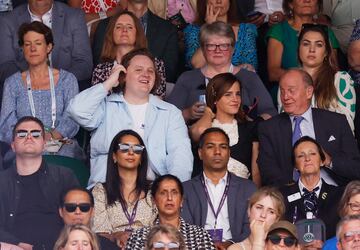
[292, 116, 304, 145]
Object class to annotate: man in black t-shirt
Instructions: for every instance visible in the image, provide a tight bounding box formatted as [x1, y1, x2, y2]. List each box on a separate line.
[0, 116, 79, 249]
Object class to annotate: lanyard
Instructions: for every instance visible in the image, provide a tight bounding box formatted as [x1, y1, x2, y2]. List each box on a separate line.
[119, 198, 140, 228]
[204, 64, 234, 86]
[201, 173, 231, 229]
[26, 66, 56, 129]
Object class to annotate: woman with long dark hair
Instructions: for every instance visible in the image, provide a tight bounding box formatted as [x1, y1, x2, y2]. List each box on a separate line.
[92, 129, 156, 248]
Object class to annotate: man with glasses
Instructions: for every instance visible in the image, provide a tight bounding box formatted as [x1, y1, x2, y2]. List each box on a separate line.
[59, 187, 118, 249]
[337, 215, 360, 250]
[265, 220, 299, 250]
[0, 116, 79, 250]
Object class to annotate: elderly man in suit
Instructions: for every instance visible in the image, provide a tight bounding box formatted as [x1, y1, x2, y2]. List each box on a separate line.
[0, 0, 93, 96]
[258, 69, 360, 187]
[92, 0, 179, 82]
[182, 127, 256, 250]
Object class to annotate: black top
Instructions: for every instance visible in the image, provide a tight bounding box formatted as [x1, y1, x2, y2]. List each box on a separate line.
[14, 170, 63, 249]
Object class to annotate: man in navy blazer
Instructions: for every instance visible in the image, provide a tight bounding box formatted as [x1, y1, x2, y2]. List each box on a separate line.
[182, 127, 256, 249]
[0, 0, 93, 94]
[258, 69, 360, 187]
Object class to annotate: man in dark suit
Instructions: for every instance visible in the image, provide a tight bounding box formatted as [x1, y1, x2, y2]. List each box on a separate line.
[181, 127, 256, 249]
[258, 69, 360, 187]
[92, 0, 179, 82]
[0, 0, 93, 93]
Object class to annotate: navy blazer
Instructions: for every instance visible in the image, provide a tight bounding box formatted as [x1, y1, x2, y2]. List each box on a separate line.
[258, 108, 360, 186]
[0, 2, 93, 84]
[280, 181, 343, 239]
[181, 172, 257, 242]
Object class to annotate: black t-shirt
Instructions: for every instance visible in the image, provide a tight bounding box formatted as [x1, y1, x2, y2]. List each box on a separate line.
[13, 170, 63, 249]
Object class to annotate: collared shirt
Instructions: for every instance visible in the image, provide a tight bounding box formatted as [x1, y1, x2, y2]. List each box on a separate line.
[28, 4, 53, 28]
[290, 106, 316, 140]
[203, 171, 232, 241]
[0, 0, 12, 12]
[298, 178, 322, 197]
[254, 0, 282, 16]
[167, 0, 195, 23]
[139, 11, 149, 35]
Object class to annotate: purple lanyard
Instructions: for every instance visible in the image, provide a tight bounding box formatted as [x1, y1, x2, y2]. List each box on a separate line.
[119, 199, 139, 228]
[200, 173, 231, 229]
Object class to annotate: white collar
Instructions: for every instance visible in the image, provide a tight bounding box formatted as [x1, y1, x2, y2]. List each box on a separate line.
[203, 171, 228, 186]
[28, 4, 53, 28]
[298, 178, 322, 197]
[290, 106, 312, 123]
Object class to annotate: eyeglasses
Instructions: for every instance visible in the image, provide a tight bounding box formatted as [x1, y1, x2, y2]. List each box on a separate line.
[151, 241, 180, 250]
[118, 143, 145, 154]
[267, 235, 297, 247]
[63, 203, 92, 213]
[205, 43, 232, 51]
[348, 202, 360, 212]
[15, 130, 42, 139]
[342, 231, 360, 242]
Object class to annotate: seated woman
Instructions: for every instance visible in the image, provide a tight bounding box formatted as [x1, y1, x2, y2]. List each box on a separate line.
[125, 174, 216, 249]
[92, 130, 157, 248]
[264, 220, 299, 250]
[184, 0, 257, 69]
[267, 0, 340, 83]
[91, 10, 166, 98]
[278, 24, 356, 132]
[0, 21, 83, 159]
[68, 48, 193, 188]
[279, 136, 344, 239]
[168, 21, 276, 124]
[145, 225, 187, 250]
[323, 180, 360, 250]
[54, 224, 100, 250]
[229, 186, 285, 250]
[190, 73, 261, 184]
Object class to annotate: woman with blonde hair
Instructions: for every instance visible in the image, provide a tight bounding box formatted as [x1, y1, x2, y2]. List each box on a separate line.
[229, 186, 285, 250]
[145, 225, 187, 250]
[53, 224, 100, 250]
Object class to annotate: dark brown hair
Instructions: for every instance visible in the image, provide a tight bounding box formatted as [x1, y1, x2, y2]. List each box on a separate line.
[18, 21, 54, 47]
[298, 24, 338, 110]
[195, 0, 241, 25]
[206, 72, 246, 122]
[113, 48, 160, 94]
[100, 10, 147, 62]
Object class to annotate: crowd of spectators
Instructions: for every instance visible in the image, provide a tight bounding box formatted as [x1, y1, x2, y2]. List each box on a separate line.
[1, 0, 360, 249]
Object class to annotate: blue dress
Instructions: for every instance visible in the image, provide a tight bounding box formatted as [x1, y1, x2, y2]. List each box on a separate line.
[183, 23, 258, 69]
[0, 69, 83, 159]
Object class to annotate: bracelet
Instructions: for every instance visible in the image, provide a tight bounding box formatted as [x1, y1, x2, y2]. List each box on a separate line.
[99, 11, 107, 20]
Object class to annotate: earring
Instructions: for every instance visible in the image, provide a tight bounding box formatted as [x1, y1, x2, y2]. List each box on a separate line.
[114, 159, 117, 164]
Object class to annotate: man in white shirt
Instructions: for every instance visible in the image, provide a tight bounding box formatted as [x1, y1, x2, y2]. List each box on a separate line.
[182, 127, 256, 249]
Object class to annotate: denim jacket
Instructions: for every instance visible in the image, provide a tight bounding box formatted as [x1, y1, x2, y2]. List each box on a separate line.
[67, 84, 193, 188]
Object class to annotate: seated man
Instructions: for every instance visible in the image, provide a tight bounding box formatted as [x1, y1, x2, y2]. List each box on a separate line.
[0, 116, 79, 249]
[182, 127, 257, 249]
[92, 0, 179, 83]
[258, 69, 360, 186]
[337, 215, 360, 250]
[59, 188, 118, 249]
[0, 0, 93, 94]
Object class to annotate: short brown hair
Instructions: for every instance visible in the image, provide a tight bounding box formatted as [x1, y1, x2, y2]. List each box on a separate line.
[100, 11, 147, 62]
[18, 21, 54, 47]
[338, 180, 360, 218]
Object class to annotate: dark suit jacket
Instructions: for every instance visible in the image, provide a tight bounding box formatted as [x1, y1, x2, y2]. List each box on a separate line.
[181, 172, 257, 242]
[0, 2, 93, 85]
[92, 10, 179, 82]
[280, 181, 343, 239]
[258, 108, 360, 186]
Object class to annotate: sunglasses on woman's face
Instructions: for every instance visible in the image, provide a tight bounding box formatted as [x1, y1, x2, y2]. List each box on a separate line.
[63, 203, 92, 213]
[267, 234, 297, 247]
[117, 143, 145, 154]
[151, 241, 180, 250]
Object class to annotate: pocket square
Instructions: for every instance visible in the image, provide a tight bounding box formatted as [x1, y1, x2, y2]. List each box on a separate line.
[328, 135, 336, 142]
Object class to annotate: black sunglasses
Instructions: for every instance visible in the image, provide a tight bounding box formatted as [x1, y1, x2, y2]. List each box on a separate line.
[267, 235, 297, 247]
[16, 129, 42, 139]
[117, 143, 145, 154]
[63, 203, 92, 213]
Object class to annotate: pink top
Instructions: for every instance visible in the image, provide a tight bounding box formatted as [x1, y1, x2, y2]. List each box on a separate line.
[167, 0, 195, 23]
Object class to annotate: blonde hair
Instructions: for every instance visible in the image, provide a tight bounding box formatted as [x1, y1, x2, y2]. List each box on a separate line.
[53, 224, 100, 250]
[145, 225, 186, 250]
